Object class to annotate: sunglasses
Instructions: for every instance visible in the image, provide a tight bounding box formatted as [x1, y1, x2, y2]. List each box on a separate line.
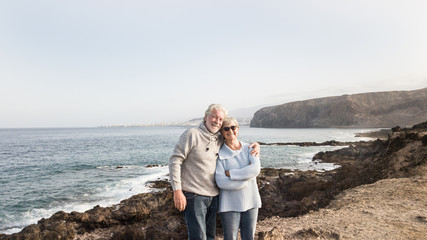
[223, 126, 237, 131]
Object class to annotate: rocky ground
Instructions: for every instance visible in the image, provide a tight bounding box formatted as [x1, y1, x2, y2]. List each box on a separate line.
[1, 122, 426, 240]
[255, 174, 427, 240]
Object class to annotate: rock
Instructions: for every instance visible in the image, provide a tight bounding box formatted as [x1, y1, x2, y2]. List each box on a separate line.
[146, 179, 170, 189]
[250, 88, 427, 128]
[259, 140, 370, 147]
[292, 228, 340, 240]
[145, 164, 166, 168]
[258, 227, 284, 240]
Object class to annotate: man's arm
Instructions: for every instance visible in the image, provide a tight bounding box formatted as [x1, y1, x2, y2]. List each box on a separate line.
[249, 142, 260, 157]
[169, 130, 193, 211]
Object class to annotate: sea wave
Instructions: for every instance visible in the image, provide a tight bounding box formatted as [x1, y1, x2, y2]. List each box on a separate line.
[0, 166, 169, 234]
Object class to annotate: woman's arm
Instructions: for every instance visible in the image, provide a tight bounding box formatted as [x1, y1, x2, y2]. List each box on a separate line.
[215, 159, 248, 190]
[229, 149, 261, 181]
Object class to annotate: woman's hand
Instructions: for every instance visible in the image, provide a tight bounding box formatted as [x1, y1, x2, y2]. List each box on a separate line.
[225, 170, 230, 177]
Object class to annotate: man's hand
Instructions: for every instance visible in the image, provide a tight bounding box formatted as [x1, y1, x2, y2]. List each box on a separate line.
[173, 190, 187, 211]
[249, 142, 260, 157]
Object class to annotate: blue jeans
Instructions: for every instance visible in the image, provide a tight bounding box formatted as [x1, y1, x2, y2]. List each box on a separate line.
[219, 208, 258, 240]
[183, 192, 219, 240]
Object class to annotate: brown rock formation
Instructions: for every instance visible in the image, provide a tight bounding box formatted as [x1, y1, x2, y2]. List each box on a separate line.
[250, 88, 427, 128]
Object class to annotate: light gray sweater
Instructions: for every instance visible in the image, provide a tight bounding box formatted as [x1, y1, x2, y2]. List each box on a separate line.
[215, 141, 262, 212]
[169, 122, 223, 196]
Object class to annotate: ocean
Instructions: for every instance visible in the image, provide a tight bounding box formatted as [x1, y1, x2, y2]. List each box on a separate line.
[0, 126, 375, 234]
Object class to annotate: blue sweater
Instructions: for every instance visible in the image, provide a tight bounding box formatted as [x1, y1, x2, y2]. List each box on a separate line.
[215, 141, 262, 213]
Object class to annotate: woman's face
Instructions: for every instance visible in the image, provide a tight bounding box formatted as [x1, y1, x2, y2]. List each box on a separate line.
[221, 121, 239, 141]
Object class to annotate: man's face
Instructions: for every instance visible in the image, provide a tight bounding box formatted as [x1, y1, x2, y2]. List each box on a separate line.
[204, 109, 225, 133]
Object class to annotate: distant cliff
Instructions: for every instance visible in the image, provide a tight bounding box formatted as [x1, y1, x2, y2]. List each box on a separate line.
[250, 88, 427, 128]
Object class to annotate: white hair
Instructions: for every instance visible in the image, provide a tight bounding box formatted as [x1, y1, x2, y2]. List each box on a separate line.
[204, 104, 228, 118]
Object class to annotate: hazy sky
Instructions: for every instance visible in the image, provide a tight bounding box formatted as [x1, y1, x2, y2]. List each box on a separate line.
[1, 0, 426, 128]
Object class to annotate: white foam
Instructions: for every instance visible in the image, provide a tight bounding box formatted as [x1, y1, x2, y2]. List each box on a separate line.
[91, 167, 169, 206]
[1, 227, 22, 235]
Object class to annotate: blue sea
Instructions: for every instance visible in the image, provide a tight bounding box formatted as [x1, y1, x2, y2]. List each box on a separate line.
[0, 126, 375, 234]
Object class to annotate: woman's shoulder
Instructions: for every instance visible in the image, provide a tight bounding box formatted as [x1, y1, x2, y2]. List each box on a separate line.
[240, 141, 251, 149]
[239, 141, 254, 154]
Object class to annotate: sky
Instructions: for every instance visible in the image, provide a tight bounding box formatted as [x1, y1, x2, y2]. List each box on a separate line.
[1, 0, 427, 128]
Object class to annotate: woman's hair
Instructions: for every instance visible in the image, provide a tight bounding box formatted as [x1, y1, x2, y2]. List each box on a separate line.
[204, 104, 228, 118]
[221, 116, 239, 130]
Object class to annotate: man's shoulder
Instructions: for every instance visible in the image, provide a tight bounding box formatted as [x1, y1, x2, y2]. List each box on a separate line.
[179, 126, 204, 139]
[185, 126, 203, 135]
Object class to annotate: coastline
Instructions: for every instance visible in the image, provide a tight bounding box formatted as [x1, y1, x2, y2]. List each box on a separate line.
[1, 123, 426, 240]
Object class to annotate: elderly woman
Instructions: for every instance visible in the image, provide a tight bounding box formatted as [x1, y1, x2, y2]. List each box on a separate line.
[215, 116, 262, 240]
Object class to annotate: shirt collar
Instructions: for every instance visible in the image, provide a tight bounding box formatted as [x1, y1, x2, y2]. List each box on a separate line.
[218, 141, 243, 160]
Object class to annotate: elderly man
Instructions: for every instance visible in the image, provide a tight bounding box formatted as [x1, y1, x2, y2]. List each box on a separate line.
[169, 104, 259, 240]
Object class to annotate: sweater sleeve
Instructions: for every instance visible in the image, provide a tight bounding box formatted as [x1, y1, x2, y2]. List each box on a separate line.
[169, 130, 193, 191]
[215, 159, 248, 190]
[229, 148, 261, 181]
